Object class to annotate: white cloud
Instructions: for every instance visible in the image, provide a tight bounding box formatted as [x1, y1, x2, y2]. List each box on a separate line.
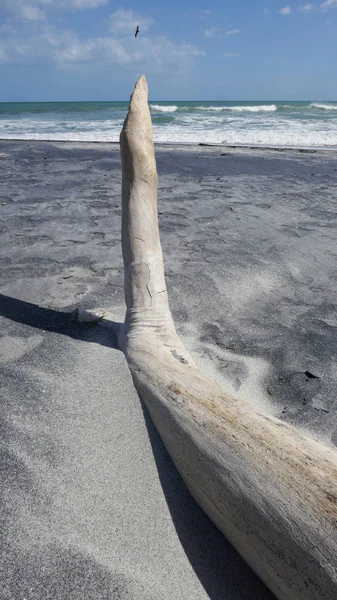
[0, 0, 47, 21]
[222, 52, 240, 57]
[22, 4, 46, 19]
[321, 0, 337, 7]
[0, 21, 205, 74]
[299, 3, 314, 10]
[200, 9, 212, 19]
[204, 27, 240, 38]
[204, 28, 221, 38]
[0, 2, 204, 77]
[0, 0, 107, 22]
[60, 34, 205, 67]
[65, 0, 107, 7]
[109, 9, 153, 35]
[57, 36, 129, 64]
[280, 5, 291, 13]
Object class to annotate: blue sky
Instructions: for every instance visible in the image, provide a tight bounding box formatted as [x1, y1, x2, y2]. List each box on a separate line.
[0, 0, 336, 100]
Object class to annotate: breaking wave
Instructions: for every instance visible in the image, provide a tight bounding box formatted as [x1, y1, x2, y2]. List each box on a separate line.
[197, 104, 278, 113]
[310, 103, 337, 111]
[150, 104, 178, 113]
[1, 100, 337, 148]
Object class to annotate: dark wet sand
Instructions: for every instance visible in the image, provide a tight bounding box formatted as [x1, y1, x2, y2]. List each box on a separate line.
[1, 140, 337, 599]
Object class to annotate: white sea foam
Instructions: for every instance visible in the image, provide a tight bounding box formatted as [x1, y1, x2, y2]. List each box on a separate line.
[150, 121, 337, 147]
[1, 109, 337, 147]
[197, 105, 278, 112]
[150, 104, 178, 112]
[310, 103, 337, 111]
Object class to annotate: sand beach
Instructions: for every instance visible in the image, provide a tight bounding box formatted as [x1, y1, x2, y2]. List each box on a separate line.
[1, 139, 337, 599]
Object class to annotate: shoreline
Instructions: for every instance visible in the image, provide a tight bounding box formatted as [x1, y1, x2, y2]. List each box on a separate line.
[1, 137, 337, 152]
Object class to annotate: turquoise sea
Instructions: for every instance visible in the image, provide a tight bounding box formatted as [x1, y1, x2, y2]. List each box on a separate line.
[1, 100, 337, 147]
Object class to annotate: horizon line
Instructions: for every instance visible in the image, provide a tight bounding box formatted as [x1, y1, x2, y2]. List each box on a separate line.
[1, 99, 337, 104]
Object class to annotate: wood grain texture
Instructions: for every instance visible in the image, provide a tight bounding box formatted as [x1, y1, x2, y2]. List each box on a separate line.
[119, 75, 337, 600]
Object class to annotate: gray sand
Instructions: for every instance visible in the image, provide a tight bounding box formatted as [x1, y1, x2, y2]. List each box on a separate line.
[1, 140, 337, 599]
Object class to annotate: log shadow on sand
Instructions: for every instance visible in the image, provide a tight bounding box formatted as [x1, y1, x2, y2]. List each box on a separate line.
[1, 292, 275, 599]
[0, 294, 119, 350]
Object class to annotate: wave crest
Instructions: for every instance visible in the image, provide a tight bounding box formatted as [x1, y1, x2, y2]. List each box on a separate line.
[150, 104, 177, 113]
[310, 103, 337, 111]
[196, 105, 277, 113]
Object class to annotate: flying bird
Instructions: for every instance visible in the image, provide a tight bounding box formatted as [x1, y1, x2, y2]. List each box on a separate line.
[135, 25, 139, 38]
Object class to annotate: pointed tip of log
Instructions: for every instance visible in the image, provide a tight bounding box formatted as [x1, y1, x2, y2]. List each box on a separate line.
[120, 74, 153, 149]
[130, 74, 148, 105]
[124, 74, 149, 122]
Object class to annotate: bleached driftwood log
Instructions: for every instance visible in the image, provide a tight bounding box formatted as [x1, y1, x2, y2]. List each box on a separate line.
[118, 75, 337, 600]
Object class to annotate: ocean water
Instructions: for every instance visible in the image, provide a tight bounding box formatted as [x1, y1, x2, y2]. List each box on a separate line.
[1, 100, 337, 148]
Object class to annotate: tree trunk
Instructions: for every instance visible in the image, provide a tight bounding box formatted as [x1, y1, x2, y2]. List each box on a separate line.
[118, 75, 337, 600]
